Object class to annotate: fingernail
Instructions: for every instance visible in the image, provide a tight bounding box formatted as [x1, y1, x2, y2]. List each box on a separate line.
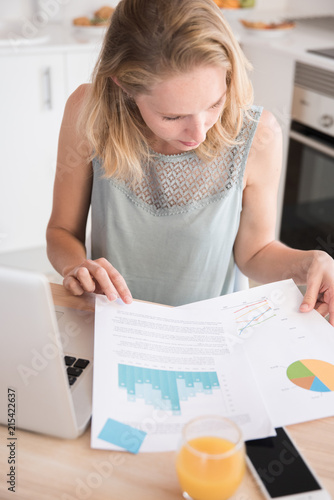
[300, 303, 309, 311]
[108, 293, 118, 302]
[123, 294, 133, 304]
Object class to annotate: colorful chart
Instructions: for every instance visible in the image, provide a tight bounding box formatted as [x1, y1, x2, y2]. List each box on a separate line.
[233, 299, 276, 335]
[287, 359, 334, 392]
[118, 364, 220, 415]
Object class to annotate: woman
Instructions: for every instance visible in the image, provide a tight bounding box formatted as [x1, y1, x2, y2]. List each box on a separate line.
[47, 0, 334, 323]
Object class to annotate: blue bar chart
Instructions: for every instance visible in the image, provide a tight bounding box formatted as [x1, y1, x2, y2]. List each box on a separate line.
[118, 364, 220, 415]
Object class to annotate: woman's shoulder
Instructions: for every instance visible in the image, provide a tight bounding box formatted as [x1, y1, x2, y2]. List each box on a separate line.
[255, 108, 282, 156]
[245, 107, 282, 151]
[69, 83, 91, 101]
[258, 108, 280, 128]
[62, 84, 91, 128]
[237, 106, 278, 144]
[243, 108, 283, 187]
[65, 84, 91, 112]
[253, 108, 281, 138]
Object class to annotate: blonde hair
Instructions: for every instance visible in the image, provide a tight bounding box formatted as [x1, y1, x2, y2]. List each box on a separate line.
[80, 0, 253, 183]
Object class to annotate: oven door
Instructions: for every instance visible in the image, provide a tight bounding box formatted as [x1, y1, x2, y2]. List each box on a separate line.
[280, 120, 334, 255]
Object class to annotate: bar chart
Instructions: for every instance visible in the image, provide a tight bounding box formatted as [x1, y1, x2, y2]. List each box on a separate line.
[118, 364, 220, 415]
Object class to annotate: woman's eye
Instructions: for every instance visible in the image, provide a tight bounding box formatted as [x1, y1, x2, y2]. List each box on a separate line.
[211, 100, 224, 110]
[162, 116, 181, 121]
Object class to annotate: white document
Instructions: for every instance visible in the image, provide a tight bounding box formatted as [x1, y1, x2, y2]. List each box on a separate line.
[181, 279, 334, 427]
[91, 297, 274, 453]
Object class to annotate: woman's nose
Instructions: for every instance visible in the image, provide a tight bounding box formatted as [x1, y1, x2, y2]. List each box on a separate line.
[186, 117, 207, 143]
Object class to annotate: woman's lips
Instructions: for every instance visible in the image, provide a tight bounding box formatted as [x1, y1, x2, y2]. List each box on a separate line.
[179, 141, 200, 147]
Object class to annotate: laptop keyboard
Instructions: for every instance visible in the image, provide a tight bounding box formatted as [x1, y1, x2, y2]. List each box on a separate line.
[64, 356, 90, 386]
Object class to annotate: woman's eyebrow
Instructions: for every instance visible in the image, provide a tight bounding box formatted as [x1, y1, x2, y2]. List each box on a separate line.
[157, 92, 227, 118]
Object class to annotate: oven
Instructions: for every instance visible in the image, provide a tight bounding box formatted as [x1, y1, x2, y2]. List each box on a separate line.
[280, 62, 334, 256]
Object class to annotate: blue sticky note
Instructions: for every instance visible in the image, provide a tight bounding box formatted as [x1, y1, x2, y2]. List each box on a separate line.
[98, 418, 147, 454]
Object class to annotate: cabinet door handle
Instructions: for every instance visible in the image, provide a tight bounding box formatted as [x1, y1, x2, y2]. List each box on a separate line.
[42, 67, 52, 110]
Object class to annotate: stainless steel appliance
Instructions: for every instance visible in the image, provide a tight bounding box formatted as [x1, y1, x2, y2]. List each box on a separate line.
[280, 62, 334, 256]
[308, 47, 334, 60]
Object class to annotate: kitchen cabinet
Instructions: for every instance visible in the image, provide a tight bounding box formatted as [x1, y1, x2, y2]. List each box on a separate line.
[64, 48, 100, 96]
[0, 43, 100, 271]
[0, 52, 66, 254]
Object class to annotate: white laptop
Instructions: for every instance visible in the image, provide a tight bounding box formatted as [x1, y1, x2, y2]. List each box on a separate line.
[0, 266, 94, 439]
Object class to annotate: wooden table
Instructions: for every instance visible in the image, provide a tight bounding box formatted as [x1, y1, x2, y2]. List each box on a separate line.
[0, 283, 333, 500]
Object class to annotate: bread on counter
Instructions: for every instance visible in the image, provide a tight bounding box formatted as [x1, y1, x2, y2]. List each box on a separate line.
[73, 5, 114, 27]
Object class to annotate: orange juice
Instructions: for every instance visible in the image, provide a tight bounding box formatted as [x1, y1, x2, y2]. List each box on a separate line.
[176, 436, 245, 500]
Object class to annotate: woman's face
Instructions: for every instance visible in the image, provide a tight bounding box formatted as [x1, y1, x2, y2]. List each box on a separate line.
[134, 65, 227, 155]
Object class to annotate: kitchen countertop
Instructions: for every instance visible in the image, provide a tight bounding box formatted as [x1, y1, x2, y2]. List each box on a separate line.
[1, 15, 334, 73]
[0, 23, 106, 55]
[232, 16, 334, 72]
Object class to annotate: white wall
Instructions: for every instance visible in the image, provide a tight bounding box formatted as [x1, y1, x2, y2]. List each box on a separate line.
[254, 0, 287, 10]
[36, 0, 119, 24]
[285, 0, 334, 16]
[0, 0, 119, 25]
[1, 0, 334, 24]
[0, 0, 35, 20]
[57, 0, 119, 20]
[253, 0, 334, 14]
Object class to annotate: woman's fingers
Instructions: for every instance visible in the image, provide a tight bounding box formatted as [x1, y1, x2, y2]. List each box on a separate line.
[63, 274, 86, 296]
[96, 258, 133, 303]
[314, 301, 329, 318]
[63, 259, 132, 304]
[74, 265, 97, 293]
[299, 251, 334, 327]
[299, 274, 322, 313]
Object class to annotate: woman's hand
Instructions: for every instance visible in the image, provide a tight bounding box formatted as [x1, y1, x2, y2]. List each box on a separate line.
[299, 251, 334, 326]
[63, 258, 133, 304]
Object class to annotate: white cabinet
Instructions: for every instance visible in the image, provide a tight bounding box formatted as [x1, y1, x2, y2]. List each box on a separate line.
[0, 45, 99, 273]
[65, 47, 100, 96]
[0, 52, 66, 254]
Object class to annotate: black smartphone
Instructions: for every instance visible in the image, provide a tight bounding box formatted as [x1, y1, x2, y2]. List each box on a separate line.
[246, 427, 330, 500]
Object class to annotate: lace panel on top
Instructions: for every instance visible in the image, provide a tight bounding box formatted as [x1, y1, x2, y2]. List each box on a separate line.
[108, 108, 260, 215]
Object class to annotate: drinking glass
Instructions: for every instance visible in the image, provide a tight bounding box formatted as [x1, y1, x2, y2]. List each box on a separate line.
[175, 415, 245, 500]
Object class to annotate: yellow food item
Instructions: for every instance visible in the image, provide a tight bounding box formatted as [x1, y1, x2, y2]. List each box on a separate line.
[94, 6, 114, 20]
[213, 0, 240, 8]
[240, 19, 295, 30]
[72, 5, 114, 27]
[73, 16, 91, 26]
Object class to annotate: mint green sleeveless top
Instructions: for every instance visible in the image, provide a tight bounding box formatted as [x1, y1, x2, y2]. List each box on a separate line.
[91, 106, 262, 306]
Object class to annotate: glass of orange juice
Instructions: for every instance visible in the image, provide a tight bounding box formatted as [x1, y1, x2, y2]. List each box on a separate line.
[175, 415, 245, 500]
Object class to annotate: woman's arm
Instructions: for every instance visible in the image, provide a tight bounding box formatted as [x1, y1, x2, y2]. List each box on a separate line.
[234, 109, 334, 325]
[46, 86, 92, 277]
[46, 85, 132, 303]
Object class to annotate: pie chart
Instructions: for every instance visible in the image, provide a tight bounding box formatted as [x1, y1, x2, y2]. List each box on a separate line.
[286, 359, 334, 392]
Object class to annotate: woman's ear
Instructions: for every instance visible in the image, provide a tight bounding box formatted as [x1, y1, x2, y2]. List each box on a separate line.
[110, 76, 122, 88]
[110, 76, 134, 100]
